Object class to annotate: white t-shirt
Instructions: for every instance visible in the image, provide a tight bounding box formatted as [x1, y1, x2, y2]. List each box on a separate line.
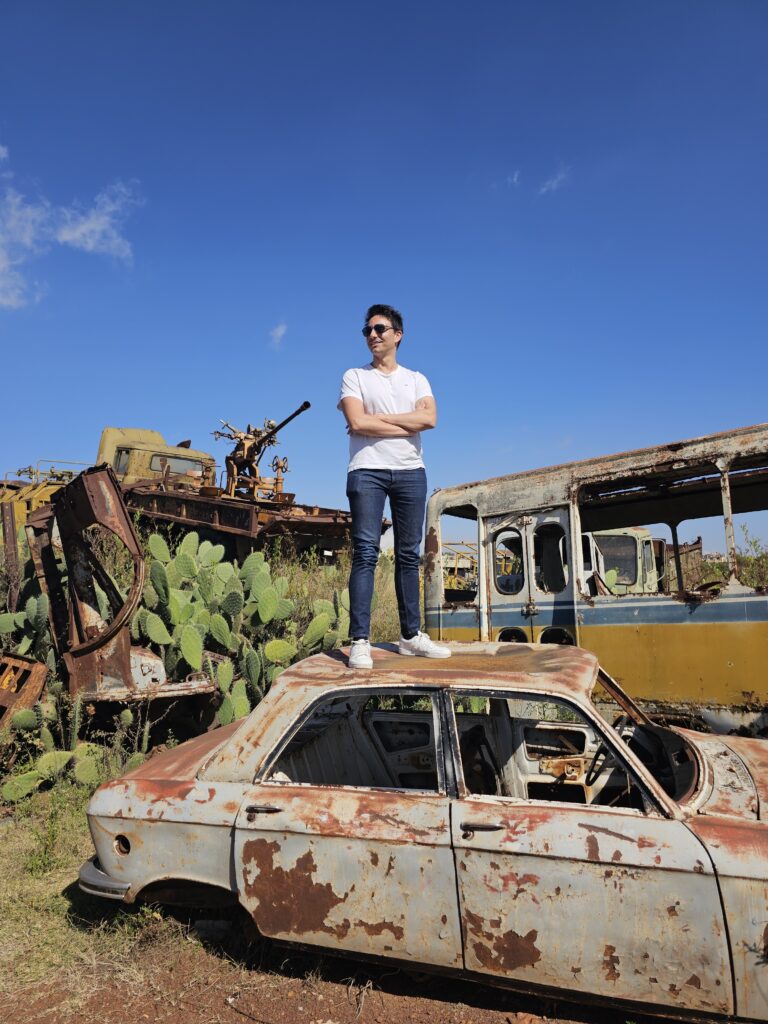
[338, 363, 433, 471]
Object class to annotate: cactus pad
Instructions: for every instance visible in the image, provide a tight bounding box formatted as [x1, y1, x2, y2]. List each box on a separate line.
[258, 587, 278, 624]
[36, 750, 74, 779]
[180, 625, 203, 671]
[264, 639, 297, 665]
[174, 552, 198, 579]
[221, 590, 244, 619]
[273, 597, 295, 621]
[145, 612, 173, 646]
[301, 612, 331, 651]
[149, 561, 169, 604]
[200, 543, 225, 567]
[217, 659, 234, 692]
[2, 771, 42, 803]
[179, 531, 200, 557]
[148, 533, 172, 563]
[0, 612, 16, 634]
[73, 758, 100, 786]
[218, 694, 234, 726]
[210, 614, 231, 648]
[10, 709, 37, 732]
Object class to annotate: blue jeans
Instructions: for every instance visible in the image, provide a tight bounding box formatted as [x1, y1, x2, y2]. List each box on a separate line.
[346, 468, 427, 640]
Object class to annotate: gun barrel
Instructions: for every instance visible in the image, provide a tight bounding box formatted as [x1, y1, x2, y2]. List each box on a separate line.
[258, 401, 311, 447]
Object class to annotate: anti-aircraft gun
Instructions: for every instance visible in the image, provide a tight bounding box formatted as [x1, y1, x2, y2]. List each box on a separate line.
[212, 400, 311, 499]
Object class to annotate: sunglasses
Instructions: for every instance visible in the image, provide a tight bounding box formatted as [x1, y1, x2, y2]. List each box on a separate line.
[362, 323, 397, 339]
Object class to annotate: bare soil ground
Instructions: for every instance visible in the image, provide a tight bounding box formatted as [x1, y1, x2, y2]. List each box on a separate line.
[0, 787, 654, 1024]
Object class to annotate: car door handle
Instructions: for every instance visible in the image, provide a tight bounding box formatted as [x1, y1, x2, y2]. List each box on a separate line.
[459, 821, 504, 833]
[245, 804, 282, 816]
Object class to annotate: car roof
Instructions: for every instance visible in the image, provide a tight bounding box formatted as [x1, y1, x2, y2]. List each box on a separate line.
[201, 643, 602, 782]
[273, 642, 600, 701]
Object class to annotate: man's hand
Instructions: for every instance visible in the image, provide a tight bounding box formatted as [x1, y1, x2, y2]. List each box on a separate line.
[340, 397, 415, 438]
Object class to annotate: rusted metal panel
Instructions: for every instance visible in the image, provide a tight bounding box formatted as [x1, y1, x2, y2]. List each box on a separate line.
[452, 800, 732, 1014]
[687, 816, 768, 1021]
[430, 421, 768, 520]
[26, 466, 212, 702]
[677, 731, 759, 818]
[122, 485, 354, 555]
[0, 654, 47, 726]
[235, 786, 464, 967]
[0, 501, 21, 612]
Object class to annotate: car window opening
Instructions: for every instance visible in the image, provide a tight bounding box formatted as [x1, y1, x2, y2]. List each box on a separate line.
[266, 691, 441, 793]
[451, 690, 697, 811]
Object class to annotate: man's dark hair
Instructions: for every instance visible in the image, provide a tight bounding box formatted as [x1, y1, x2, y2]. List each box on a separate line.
[365, 304, 403, 336]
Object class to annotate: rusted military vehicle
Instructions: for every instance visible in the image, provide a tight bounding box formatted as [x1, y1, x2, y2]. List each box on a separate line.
[1, 402, 354, 575]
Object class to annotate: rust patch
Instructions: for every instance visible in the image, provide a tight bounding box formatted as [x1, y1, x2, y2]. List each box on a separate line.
[424, 526, 439, 582]
[667, 904, 679, 917]
[578, 822, 626, 843]
[494, 871, 540, 899]
[686, 974, 702, 989]
[368, 850, 379, 867]
[385, 854, 396, 876]
[585, 834, 599, 862]
[242, 838, 349, 939]
[603, 944, 620, 982]
[611, 849, 622, 862]
[465, 910, 541, 973]
[130, 778, 196, 803]
[355, 919, 404, 940]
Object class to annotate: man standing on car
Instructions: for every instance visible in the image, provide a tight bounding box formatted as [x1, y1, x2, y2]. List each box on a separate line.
[339, 304, 451, 669]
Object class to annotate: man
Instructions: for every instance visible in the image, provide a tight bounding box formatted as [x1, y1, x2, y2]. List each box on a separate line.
[339, 304, 451, 669]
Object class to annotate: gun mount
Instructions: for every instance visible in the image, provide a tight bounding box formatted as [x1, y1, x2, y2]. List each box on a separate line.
[213, 400, 311, 499]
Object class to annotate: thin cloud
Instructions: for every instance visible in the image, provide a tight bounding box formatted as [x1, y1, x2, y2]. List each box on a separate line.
[269, 322, 287, 351]
[539, 166, 570, 196]
[506, 170, 520, 187]
[0, 146, 143, 309]
[56, 181, 142, 263]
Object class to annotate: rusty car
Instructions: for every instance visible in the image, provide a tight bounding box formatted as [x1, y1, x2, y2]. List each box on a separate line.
[79, 643, 768, 1022]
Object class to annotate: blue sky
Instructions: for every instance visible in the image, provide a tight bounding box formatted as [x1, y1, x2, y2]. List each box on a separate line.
[1, 1, 766, 550]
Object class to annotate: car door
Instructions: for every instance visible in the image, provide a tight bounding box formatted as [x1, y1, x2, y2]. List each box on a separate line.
[446, 689, 733, 1016]
[487, 508, 578, 645]
[233, 688, 463, 969]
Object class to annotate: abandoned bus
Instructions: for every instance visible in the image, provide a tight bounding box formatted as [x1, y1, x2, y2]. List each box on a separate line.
[424, 422, 768, 732]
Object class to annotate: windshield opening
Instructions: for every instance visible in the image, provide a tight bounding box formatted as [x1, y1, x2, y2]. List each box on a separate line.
[591, 671, 699, 803]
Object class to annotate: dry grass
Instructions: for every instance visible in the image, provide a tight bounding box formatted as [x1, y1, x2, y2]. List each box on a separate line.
[0, 784, 175, 999]
[270, 545, 403, 644]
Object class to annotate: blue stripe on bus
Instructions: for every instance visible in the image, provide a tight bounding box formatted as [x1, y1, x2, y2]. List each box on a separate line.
[426, 593, 768, 629]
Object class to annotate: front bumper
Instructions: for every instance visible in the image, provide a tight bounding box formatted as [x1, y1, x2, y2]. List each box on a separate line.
[78, 856, 131, 901]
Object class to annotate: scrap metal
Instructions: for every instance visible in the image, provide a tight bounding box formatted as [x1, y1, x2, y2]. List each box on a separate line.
[0, 654, 47, 728]
[25, 465, 212, 702]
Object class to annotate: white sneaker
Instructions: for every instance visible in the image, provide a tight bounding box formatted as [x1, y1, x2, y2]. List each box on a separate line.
[348, 639, 373, 670]
[398, 632, 452, 659]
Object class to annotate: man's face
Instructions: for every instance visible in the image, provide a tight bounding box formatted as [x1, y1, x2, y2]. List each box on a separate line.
[365, 315, 402, 360]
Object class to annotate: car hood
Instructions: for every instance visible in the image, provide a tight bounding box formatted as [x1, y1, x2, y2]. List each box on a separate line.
[682, 731, 760, 819]
[720, 734, 768, 817]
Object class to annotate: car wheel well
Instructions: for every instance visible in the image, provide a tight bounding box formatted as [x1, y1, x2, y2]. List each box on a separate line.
[135, 878, 238, 909]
